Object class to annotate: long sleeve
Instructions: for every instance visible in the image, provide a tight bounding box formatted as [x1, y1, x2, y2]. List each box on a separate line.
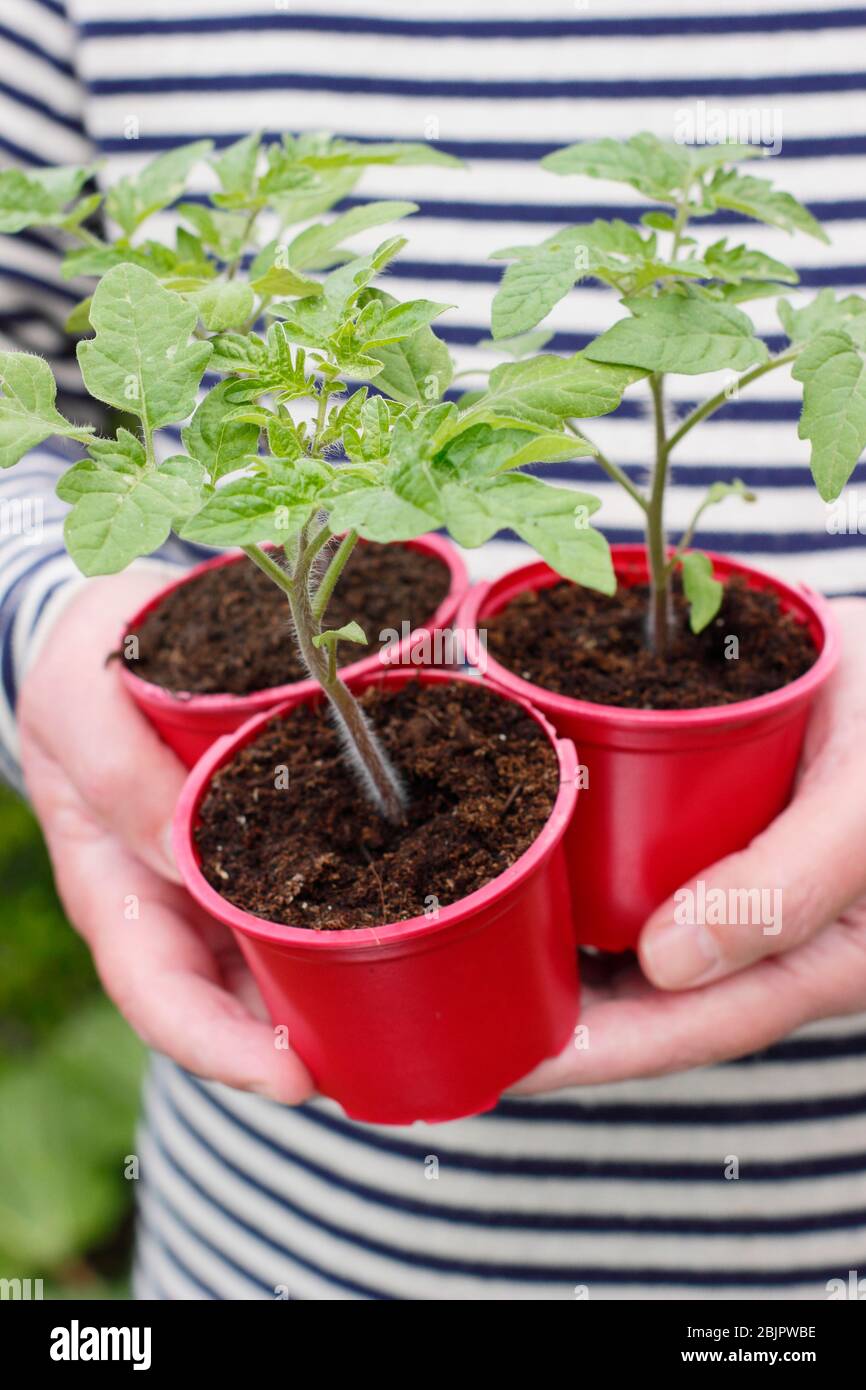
[0, 2, 206, 790]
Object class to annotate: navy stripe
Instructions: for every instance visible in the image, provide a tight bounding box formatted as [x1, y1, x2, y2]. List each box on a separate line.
[510, 525, 864, 555]
[261, 1088, 866, 1183]
[438, 324, 794, 359]
[75, 10, 866, 40]
[130, 1255, 171, 1303]
[140, 1191, 275, 1299]
[732, 1030, 866, 1064]
[0, 134, 51, 168]
[86, 70, 866, 101]
[157, 1073, 866, 1287]
[0, 547, 65, 706]
[388, 259, 866, 291]
[135, 1208, 220, 1299]
[93, 130, 866, 165]
[0, 265, 83, 304]
[0, 78, 85, 137]
[0, 22, 75, 78]
[496, 1091, 866, 1126]
[150, 1073, 866, 1289]
[172, 1071, 866, 1239]
[530, 461, 866, 490]
[342, 195, 849, 228]
[148, 1095, 393, 1298]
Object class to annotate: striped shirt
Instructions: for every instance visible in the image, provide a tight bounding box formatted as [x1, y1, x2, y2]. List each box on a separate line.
[2, 0, 866, 1299]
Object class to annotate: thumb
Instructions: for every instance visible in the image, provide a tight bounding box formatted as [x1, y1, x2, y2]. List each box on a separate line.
[639, 773, 866, 990]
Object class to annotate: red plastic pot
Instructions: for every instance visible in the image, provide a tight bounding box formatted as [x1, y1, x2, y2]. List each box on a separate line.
[121, 534, 468, 767]
[457, 545, 840, 954]
[173, 667, 580, 1125]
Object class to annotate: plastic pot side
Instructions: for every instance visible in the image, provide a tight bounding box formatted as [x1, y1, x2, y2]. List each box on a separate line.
[174, 667, 580, 1125]
[121, 534, 469, 767]
[457, 545, 840, 953]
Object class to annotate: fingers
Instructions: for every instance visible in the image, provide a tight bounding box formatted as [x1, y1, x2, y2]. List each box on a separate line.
[19, 571, 187, 883]
[28, 750, 313, 1104]
[640, 600, 866, 990]
[512, 913, 866, 1095]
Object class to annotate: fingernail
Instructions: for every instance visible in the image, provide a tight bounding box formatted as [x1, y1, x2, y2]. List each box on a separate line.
[642, 921, 721, 989]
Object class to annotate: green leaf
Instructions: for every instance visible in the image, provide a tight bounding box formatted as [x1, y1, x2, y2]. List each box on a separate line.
[270, 168, 361, 227]
[436, 422, 592, 475]
[542, 133, 691, 201]
[778, 289, 866, 344]
[327, 484, 438, 542]
[707, 169, 829, 243]
[492, 245, 580, 339]
[65, 296, 94, 335]
[641, 212, 677, 233]
[266, 409, 306, 461]
[793, 330, 866, 501]
[297, 138, 462, 171]
[360, 298, 452, 347]
[57, 431, 206, 575]
[180, 458, 331, 545]
[105, 141, 213, 235]
[0, 165, 92, 233]
[0, 352, 93, 468]
[77, 264, 212, 431]
[428, 472, 613, 590]
[269, 237, 408, 342]
[585, 295, 767, 375]
[367, 320, 454, 404]
[188, 281, 255, 331]
[211, 131, 262, 200]
[490, 221, 666, 337]
[178, 202, 250, 260]
[680, 550, 723, 633]
[182, 379, 261, 481]
[249, 263, 323, 298]
[287, 200, 418, 272]
[313, 621, 368, 650]
[462, 353, 643, 430]
[703, 238, 798, 287]
[476, 329, 554, 359]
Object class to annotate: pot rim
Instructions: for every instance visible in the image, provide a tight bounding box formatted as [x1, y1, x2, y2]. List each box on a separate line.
[120, 532, 468, 714]
[458, 543, 840, 731]
[173, 666, 579, 953]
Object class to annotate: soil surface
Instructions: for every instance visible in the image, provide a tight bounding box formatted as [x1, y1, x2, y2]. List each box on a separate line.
[124, 542, 451, 695]
[195, 679, 559, 930]
[484, 577, 818, 710]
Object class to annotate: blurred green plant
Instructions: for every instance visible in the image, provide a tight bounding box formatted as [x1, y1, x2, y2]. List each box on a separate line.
[0, 786, 143, 1298]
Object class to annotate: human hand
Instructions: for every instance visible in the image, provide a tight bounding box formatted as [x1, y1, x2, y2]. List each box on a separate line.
[513, 597, 866, 1094]
[19, 569, 314, 1104]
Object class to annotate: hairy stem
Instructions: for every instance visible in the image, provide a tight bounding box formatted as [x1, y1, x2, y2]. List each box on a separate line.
[289, 569, 406, 823]
[647, 373, 670, 659]
[244, 542, 406, 824]
[242, 541, 294, 597]
[312, 529, 359, 623]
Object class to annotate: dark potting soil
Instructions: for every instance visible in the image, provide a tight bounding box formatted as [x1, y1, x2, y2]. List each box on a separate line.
[484, 577, 818, 710]
[195, 679, 559, 930]
[124, 543, 451, 695]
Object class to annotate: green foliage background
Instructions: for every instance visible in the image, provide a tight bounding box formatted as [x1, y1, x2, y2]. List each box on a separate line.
[0, 786, 143, 1299]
